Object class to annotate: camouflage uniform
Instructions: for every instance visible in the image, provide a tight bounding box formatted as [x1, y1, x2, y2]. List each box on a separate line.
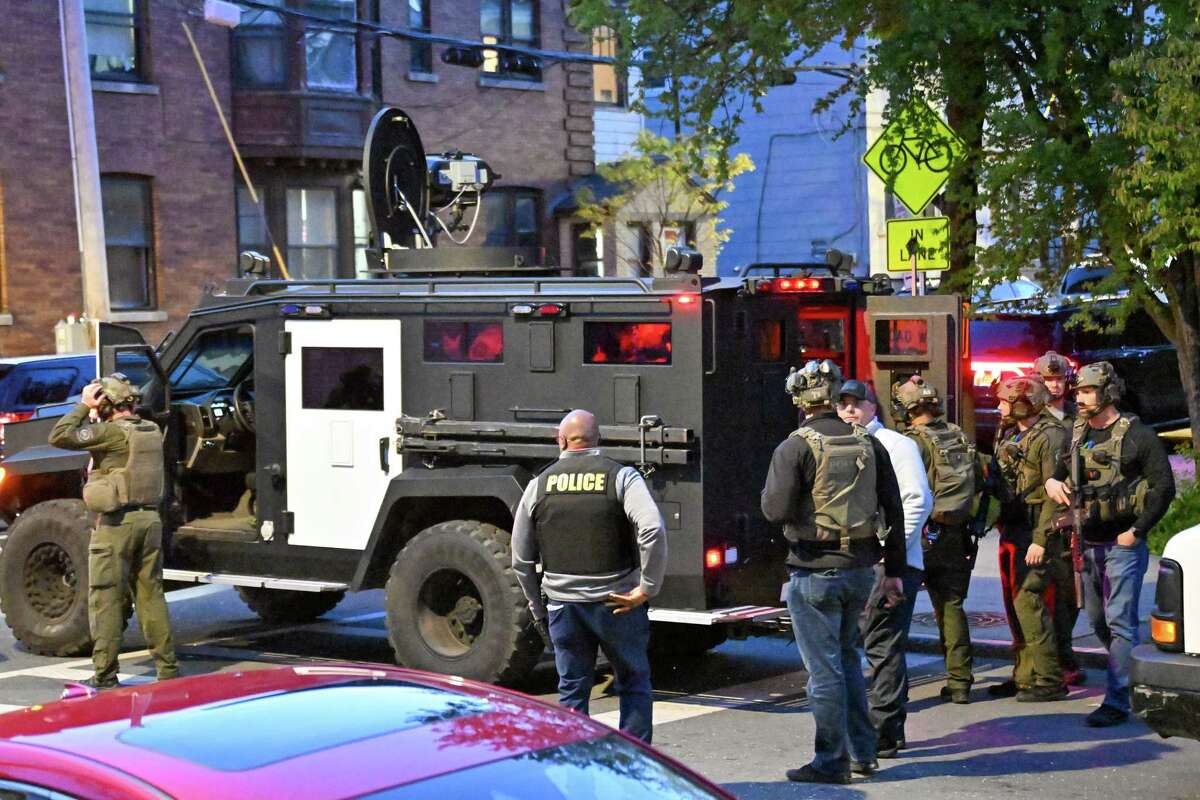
[49, 378, 177, 687]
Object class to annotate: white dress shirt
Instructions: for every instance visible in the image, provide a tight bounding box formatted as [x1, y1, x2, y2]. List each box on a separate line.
[866, 417, 933, 571]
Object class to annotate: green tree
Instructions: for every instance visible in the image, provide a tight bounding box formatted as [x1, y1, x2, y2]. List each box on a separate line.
[573, 131, 753, 275]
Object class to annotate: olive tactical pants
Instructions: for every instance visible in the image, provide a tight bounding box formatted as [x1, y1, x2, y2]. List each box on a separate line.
[998, 527, 1034, 687]
[1048, 553, 1082, 672]
[1013, 541, 1066, 689]
[923, 524, 974, 690]
[88, 510, 178, 684]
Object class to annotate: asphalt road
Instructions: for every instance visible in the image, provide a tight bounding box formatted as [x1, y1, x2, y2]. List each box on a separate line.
[0, 584, 1193, 798]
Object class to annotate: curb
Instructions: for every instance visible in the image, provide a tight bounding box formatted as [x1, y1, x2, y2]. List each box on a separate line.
[907, 631, 1110, 669]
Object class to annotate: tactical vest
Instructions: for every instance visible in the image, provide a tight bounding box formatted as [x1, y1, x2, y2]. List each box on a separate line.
[909, 422, 976, 525]
[82, 418, 164, 514]
[786, 424, 880, 549]
[994, 413, 1057, 526]
[1070, 415, 1148, 530]
[531, 454, 637, 576]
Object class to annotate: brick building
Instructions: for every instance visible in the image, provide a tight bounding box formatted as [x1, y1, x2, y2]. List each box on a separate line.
[0, 0, 593, 356]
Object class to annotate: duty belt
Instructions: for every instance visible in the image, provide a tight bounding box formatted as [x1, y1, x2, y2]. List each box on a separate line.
[98, 505, 159, 525]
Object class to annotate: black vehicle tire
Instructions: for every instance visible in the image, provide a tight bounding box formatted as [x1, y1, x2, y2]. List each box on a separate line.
[0, 500, 94, 657]
[236, 587, 345, 624]
[385, 520, 542, 686]
[650, 621, 727, 661]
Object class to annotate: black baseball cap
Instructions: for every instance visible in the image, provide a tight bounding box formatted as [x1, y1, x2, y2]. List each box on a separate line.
[839, 379, 877, 404]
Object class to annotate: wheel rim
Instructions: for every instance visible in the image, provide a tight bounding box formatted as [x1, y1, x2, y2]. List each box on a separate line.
[416, 568, 485, 658]
[24, 543, 78, 621]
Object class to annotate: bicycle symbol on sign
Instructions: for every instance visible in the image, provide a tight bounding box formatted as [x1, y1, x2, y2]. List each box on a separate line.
[879, 132, 953, 177]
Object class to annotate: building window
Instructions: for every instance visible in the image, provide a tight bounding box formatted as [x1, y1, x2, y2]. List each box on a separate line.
[483, 189, 541, 248]
[305, 0, 358, 92]
[84, 0, 143, 82]
[236, 185, 268, 263]
[233, 0, 286, 88]
[100, 175, 155, 310]
[409, 0, 432, 73]
[481, 0, 539, 81]
[592, 27, 624, 106]
[571, 223, 600, 275]
[352, 188, 373, 276]
[287, 188, 338, 279]
[424, 321, 505, 363]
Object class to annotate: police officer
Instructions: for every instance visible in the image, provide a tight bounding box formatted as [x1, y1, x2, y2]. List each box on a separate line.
[891, 376, 978, 705]
[990, 375, 1067, 701]
[1034, 350, 1084, 685]
[512, 409, 667, 743]
[1045, 362, 1175, 727]
[1036, 351, 1076, 424]
[838, 379, 932, 758]
[762, 360, 906, 785]
[48, 374, 178, 690]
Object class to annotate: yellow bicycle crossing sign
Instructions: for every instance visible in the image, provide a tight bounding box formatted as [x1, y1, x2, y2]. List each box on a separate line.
[863, 102, 964, 215]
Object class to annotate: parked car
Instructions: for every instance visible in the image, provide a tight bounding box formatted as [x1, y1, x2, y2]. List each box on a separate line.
[970, 300, 1187, 449]
[0, 354, 94, 448]
[0, 664, 733, 800]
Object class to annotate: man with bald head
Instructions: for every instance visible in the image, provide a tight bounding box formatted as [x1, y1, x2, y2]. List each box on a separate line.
[512, 409, 667, 742]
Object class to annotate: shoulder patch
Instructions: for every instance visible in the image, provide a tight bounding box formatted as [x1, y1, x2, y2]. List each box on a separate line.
[76, 428, 94, 442]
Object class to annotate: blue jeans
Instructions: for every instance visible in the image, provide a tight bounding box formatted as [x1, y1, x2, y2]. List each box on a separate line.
[548, 600, 653, 743]
[787, 565, 877, 775]
[1082, 539, 1150, 713]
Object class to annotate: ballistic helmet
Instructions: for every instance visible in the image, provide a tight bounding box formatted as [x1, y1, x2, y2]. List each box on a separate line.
[95, 373, 138, 408]
[1034, 351, 1072, 379]
[1072, 361, 1123, 411]
[994, 375, 1049, 421]
[891, 375, 943, 418]
[786, 359, 843, 410]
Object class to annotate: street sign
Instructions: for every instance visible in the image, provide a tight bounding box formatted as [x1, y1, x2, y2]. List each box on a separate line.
[863, 103, 964, 215]
[887, 217, 949, 272]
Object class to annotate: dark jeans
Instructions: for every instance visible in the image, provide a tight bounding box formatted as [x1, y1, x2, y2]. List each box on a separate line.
[862, 564, 923, 742]
[1083, 539, 1150, 713]
[548, 600, 653, 743]
[787, 565, 876, 776]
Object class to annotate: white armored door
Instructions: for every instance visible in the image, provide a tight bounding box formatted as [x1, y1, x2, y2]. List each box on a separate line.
[284, 319, 402, 550]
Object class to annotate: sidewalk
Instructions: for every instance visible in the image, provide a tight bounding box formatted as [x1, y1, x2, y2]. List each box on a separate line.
[907, 534, 1158, 669]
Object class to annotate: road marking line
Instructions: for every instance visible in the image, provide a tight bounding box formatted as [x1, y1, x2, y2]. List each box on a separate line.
[593, 701, 717, 728]
[0, 704, 24, 714]
[166, 584, 229, 603]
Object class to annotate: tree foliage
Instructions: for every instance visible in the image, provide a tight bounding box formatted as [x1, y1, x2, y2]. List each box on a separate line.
[574, 131, 753, 274]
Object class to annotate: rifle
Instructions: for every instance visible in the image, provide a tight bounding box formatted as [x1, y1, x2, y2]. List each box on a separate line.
[1067, 442, 1086, 606]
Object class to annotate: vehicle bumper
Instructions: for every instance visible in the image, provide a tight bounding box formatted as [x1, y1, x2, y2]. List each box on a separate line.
[1131, 643, 1200, 739]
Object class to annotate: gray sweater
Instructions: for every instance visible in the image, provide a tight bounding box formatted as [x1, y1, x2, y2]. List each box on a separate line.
[511, 449, 667, 618]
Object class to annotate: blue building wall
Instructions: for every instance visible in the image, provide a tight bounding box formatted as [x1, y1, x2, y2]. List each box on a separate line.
[644, 43, 870, 277]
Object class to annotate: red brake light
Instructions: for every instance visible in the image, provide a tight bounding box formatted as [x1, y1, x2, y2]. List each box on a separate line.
[704, 548, 723, 569]
[0, 412, 33, 425]
[771, 277, 828, 293]
[537, 304, 564, 317]
[971, 360, 1034, 388]
[675, 294, 698, 305]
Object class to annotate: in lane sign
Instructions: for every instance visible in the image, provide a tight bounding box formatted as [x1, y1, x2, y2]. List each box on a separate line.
[863, 103, 964, 215]
[887, 217, 949, 272]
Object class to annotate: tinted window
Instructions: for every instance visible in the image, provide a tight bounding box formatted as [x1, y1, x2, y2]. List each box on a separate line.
[754, 319, 783, 362]
[970, 316, 1063, 359]
[170, 327, 254, 392]
[424, 321, 504, 363]
[365, 735, 720, 799]
[796, 317, 845, 358]
[302, 347, 384, 410]
[585, 322, 671, 365]
[118, 681, 490, 772]
[13, 368, 78, 407]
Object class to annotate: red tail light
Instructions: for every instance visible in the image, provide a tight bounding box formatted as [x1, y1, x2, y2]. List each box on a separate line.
[0, 412, 33, 425]
[970, 360, 1033, 388]
[772, 277, 829, 293]
[705, 548, 723, 569]
[674, 294, 698, 305]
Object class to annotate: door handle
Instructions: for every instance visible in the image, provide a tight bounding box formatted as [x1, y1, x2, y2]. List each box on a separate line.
[379, 437, 390, 474]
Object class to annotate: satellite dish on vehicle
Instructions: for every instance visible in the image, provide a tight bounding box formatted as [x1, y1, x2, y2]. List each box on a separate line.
[363, 107, 429, 251]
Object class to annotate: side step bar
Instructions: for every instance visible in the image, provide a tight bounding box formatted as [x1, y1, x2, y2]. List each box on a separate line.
[648, 605, 789, 626]
[164, 569, 348, 593]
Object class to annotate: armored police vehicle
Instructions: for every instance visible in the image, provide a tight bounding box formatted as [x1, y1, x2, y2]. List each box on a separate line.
[0, 109, 970, 685]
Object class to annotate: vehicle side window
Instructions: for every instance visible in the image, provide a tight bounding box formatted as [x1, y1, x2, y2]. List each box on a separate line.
[13, 368, 79, 407]
[585, 322, 672, 365]
[423, 321, 504, 363]
[169, 326, 255, 392]
[754, 319, 783, 362]
[0, 778, 79, 799]
[797, 316, 846, 359]
[302, 347, 384, 410]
